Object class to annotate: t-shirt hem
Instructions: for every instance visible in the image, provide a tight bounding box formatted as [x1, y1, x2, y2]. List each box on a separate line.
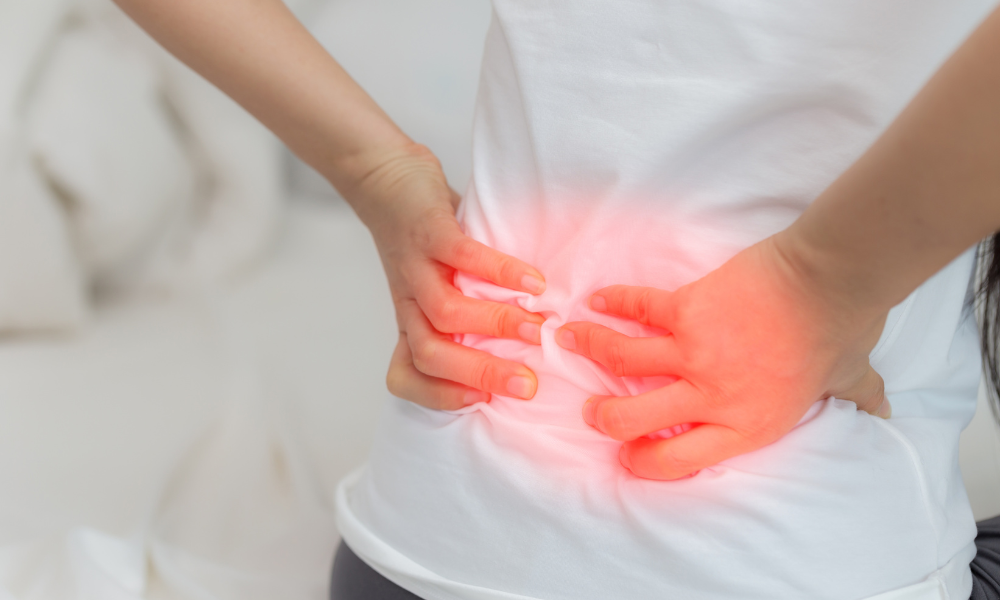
[334, 466, 963, 600]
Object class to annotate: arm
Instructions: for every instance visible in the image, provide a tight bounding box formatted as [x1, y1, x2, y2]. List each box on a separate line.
[781, 6, 1000, 319]
[557, 7, 1000, 479]
[114, 0, 546, 407]
[113, 0, 405, 196]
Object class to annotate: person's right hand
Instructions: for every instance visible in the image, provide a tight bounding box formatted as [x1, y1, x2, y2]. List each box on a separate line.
[344, 143, 546, 410]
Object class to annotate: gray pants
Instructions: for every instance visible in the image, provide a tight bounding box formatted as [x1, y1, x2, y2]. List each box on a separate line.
[330, 542, 422, 600]
[330, 515, 1000, 600]
[974, 515, 1000, 600]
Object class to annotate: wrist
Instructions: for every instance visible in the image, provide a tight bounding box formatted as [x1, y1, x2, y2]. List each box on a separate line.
[768, 225, 890, 327]
[319, 133, 416, 192]
[322, 140, 434, 216]
[329, 142, 453, 234]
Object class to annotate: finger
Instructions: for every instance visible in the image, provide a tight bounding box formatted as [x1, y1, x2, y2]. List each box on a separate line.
[416, 268, 544, 343]
[621, 424, 749, 480]
[403, 303, 537, 399]
[590, 285, 673, 328]
[429, 227, 546, 294]
[386, 335, 491, 410]
[582, 380, 704, 441]
[555, 322, 679, 377]
[839, 365, 891, 419]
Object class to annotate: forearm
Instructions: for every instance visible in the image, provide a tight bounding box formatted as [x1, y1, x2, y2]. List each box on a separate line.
[112, 0, 413, 203]
[782, 6, 1000, 316]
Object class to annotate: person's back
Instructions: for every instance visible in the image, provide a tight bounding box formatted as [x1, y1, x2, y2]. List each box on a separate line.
[337, 2, 995, 598]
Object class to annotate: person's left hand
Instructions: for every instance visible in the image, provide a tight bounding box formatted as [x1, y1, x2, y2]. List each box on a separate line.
[554, 236, 891, 480]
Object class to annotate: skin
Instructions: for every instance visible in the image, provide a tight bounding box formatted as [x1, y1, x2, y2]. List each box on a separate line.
[114, 1, 1000, 479]
[112, 0, 546, 409]
[556, 243, 889, 480]
[557, 6, 1000, 479]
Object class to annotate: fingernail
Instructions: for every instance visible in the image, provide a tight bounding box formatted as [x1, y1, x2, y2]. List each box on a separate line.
[582, 397, 597, 427]
[878, 399, 892, 419]
[590, 295, 607, 312]
[521, 275, 546, 295]
[619, 445, 632, 470]
[518, 321, 542, 344]
[464, 390, 490, 405]
[506, 375, 535, 399]
[555, 328, 576, 350]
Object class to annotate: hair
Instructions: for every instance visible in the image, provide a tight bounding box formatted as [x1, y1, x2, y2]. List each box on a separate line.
[977, 232, 1000, 426]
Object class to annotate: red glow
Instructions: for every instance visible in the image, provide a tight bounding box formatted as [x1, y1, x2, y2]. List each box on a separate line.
[450, 196, 770, 480]
[449, 191, 881, 480]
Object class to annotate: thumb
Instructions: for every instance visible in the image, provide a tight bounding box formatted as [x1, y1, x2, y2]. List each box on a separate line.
[840, 365, 891, 419]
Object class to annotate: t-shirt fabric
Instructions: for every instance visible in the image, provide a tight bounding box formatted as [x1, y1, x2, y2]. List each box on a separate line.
[337, 2, 999, 599]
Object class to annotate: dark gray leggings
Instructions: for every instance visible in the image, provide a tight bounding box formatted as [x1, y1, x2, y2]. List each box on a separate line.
[330, 515, 1000, 600]
[974, 515, 1000, 600]
[329, 542, 422, 600]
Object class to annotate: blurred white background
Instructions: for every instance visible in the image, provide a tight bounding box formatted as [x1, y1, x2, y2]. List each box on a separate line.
[0, 1, 490, 598]
[0, 1, 996, 599]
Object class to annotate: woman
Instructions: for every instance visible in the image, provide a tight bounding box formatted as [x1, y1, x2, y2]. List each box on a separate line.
[115, 1, 1000, 598]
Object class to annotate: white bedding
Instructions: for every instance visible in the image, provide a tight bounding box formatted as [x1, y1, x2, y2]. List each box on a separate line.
[0, 0, 284, 333]
[0, 204, 397, 600]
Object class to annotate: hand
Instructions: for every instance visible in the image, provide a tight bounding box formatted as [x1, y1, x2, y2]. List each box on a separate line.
[555, 235, 890, 480]
[345, 143, 546, 410]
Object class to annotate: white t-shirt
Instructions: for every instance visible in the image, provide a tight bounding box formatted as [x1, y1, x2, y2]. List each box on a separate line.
[337, 2, 998, 599]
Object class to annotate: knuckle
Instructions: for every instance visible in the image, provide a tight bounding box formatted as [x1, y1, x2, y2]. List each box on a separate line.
[432, 297, 463, 330]
[605, 343, 628, 377]
[632, 289, 653, 325]
[492, 256, 519, 284]
[450, 237, 479, 263]
[468, 359, 502, 391]
[583, 326, 603, 354]
[410, 339, 438, 373]
[488, 305, 518, 337]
